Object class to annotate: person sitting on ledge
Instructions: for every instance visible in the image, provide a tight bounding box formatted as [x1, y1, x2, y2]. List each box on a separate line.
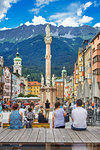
[52, 102, 67, 128]
[9, 103, 23, 129]
[71, 99, 87, 131]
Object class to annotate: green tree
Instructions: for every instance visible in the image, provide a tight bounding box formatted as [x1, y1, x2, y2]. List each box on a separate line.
[18, 93, 24, 97]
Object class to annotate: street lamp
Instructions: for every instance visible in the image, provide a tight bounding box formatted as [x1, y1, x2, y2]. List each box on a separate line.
[83, 40, 88, 81]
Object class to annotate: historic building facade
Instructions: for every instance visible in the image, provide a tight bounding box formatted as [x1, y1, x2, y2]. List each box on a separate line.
[84, 44, 92, 86]
[91, 31, 100, 95]
[3, 67, 11, 102]
[28, 81, 41, 97]
[0, 56, 4, 100]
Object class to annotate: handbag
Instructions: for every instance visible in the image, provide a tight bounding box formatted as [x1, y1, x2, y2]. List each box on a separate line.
[65, 113, 69, 122]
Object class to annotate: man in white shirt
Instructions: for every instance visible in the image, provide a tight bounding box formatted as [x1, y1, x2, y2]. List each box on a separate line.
[71, 99, 87, 131]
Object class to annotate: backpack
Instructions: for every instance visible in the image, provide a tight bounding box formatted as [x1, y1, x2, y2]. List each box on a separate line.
[26, 112, 33, 121]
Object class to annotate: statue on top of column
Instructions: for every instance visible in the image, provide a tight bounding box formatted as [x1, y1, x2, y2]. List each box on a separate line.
[41, 74, 44, 87]
[46, 76, 50, 87]
[52, 74, 55, 87]
[45, 24, 50, 37]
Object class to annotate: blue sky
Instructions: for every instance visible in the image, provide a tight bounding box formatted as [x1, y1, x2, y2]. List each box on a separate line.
[0, 0, 100, 30]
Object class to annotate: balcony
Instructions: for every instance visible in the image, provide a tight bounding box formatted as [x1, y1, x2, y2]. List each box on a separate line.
[92, 49, 100, 58]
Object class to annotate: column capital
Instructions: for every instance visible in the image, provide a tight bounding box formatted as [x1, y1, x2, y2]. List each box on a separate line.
[44, 36, 52, 44]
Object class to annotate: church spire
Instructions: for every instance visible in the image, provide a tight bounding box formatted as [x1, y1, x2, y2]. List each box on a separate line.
[13, 48, 22, 76]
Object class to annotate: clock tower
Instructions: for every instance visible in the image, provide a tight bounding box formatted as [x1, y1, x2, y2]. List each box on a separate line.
[13, 51, 22, 76]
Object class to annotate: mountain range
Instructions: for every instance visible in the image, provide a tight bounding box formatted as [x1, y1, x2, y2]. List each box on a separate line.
[0, 24, 99, 81]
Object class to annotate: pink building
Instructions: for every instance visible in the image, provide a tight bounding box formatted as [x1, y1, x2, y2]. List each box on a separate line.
[3, 67, 11, 102]
[91, 32, 100, 95]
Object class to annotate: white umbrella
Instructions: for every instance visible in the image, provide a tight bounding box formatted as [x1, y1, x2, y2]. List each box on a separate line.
[77, 82, 82, 99]
[82, 78, 90, 102]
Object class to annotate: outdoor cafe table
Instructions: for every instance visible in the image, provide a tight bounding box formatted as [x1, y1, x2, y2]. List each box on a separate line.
[0, 128, 100, 149]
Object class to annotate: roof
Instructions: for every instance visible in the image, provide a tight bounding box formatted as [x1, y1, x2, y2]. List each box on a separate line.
[28, 81, 41, 86]
[62, 66, 67, 73]
[91, 31, 100, 43]
[55, 78, 64, 82]
[14, 52, 22, 61]
[79, 48, 83, 54]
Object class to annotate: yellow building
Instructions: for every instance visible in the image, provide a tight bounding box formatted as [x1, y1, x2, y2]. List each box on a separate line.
[74, 48, 84, 98]
[77, 48, 84, 85]
[28, 81, 41, 97]
[74, 62, 79, 98]
[84, 44, 92, 86]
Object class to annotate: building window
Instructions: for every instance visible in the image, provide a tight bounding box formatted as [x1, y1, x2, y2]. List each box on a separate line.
[98, 82, 100, 89]
[93, 55, 100, 64]
[80, 76, 82, 81]
[79, 66, 83, 72]
[57, 83, 59, 97]
[88, 73, 91, 79]
[76, 70, 79, 75]
[88, 62, 91, 68]
[61, 83, 63, 98]
[76, 79, 79, 84]
[93, 69, 100, 75]
[37, 87, 38, 89]
[97, 43, 100, 49]
[79, 57, 82, 62]
[34, 87, 35, 89]
[93, 48, 95, 53]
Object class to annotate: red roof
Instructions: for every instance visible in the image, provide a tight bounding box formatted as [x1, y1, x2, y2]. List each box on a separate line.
[28, 81, 41, 86]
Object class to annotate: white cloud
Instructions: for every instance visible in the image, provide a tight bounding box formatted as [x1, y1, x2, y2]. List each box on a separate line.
[93, 1, 100, 7]
[0, 27, 11, 31]
[31, 0, 56, 14]
[60, 17, 79, 27]
[77, 8, 82, 16]
[31, 8, 40, 14]
[25, 21, 33, 26]
[0, 0, 19, 22]
[79, 15, 93, 25]
[93, 23, 100, 27]
[32, 16, 47, 25]
[49, 2, 94, 27]
[24, 16, 56, 26]
[5, 17, 9, 20]
[35, 0, 56, 7]
[83, 2, 92, 10]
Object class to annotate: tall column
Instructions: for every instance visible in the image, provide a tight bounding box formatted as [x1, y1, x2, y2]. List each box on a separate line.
[44, 24, 52, 86]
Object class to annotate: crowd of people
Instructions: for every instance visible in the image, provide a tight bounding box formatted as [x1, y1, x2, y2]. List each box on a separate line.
[0, 98, 89, 130]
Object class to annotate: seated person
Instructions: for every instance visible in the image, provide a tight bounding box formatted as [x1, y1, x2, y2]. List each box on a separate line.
[25, 107, 34, 128]
[71, 99, 87, 131]
[38, 106, 48, 123]
[9, 103, 23, 129]
[52, 102, 66, 128]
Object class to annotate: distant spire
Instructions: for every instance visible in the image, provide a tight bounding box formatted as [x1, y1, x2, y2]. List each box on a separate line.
[16, 48, 19, 57]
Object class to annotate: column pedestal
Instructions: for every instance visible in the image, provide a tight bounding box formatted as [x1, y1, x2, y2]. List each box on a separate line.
[40, 86, 56, 107]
